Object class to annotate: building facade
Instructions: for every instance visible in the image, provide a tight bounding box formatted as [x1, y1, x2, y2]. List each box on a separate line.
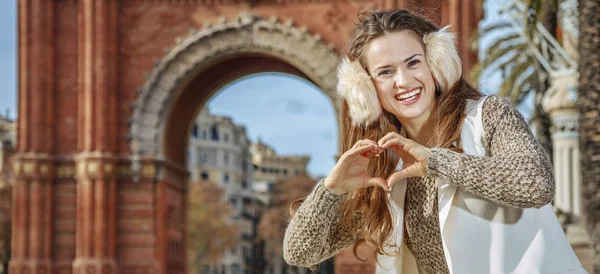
[251, 140, 310, 200]
[0, 116, 15, 274]
[12, 1, 479, 273]
[250, 141, 312, 274]
[187, 107, 264, 274]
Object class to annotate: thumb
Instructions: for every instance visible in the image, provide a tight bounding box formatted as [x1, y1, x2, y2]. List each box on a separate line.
[364, 177, 389, 191]
[387, 170, 410, 188]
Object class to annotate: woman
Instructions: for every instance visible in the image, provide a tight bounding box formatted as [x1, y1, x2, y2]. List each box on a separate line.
[282, 9, 585, 274]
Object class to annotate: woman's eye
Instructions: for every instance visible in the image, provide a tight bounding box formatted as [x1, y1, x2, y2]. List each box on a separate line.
[378, 69, 394, 76]
[408, 60, 421, 67]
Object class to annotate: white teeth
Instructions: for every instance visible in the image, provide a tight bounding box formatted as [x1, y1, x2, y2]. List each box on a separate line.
[396, 88, 421, 101]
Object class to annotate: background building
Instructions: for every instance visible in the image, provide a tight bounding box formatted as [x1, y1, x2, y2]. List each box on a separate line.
[251, 140, 310, 201]
[187, 107, 263, 274]
[250, 141, 312, 274]
[0, 115, 15, 274]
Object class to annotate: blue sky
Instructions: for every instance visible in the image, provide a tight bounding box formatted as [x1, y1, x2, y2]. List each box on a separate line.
[0, 0, 16, 120]
[0, 0, 518, 177]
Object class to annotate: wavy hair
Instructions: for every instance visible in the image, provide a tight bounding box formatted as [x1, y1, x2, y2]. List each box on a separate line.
[291, 9, 483, 263]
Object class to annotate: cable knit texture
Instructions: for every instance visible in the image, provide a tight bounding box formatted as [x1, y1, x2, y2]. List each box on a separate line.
[283, 95, 555, 271]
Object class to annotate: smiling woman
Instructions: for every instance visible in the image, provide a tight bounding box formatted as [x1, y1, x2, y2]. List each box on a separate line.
[283, 9, 585, 274]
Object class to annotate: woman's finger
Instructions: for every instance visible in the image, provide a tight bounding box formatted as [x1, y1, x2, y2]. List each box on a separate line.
[380, 138, 403, 150]
[346, 144, 377, 158]
[387, 165, 424, 188]
[352, 139, 378, 149]
[364, 177, 389, 191]
[387, 169, 410, 188]
[377, 132, 401, 147]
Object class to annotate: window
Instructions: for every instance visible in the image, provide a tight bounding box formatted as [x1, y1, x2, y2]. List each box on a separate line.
[268, 183, 275, 192]
[201, 172, 209, 180]
[202, 130, 207, 140]
[224, 133, 229, 143]
[224, 153, 229, 165]
[231, 264, 241, 274]
[198, 152, 207, 163]
[283, 169, 288, 175]
[211, 125, 219, 141]
[192, 124, 198, 138]
[241, 180, 248, 189]
[224, 173, 230, 184]
[243, 246, 249, 258]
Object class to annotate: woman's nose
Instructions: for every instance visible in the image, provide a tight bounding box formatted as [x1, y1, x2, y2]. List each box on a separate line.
[393, 69, 411, 89]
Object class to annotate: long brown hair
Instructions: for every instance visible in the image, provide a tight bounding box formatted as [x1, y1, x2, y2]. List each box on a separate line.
[291, 9, 483, 262]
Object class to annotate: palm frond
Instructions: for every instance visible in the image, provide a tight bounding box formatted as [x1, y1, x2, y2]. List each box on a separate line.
[490, 43, 529, 74]
[484, 33, 521, 54]
[498, 61, 530, 102]
[479, 22, 514, 35]
[512, 70, 538, 105]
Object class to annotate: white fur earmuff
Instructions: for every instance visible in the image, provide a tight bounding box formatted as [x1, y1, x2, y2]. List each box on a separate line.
[336, 57, 381, 127]
[336, 25, 461, 127]
[423, 25, 462, 93]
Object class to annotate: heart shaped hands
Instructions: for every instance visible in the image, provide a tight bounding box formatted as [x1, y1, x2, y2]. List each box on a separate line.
[378, 132, 431, 188]
[323, 133, 431, 195]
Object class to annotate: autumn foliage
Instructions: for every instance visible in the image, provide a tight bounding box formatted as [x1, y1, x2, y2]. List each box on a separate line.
[188, 179, 239, 271]
[258, 175, 318, 259]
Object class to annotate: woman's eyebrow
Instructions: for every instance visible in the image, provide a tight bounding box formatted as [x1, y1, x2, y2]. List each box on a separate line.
[404, 54, 422, 63]
[374, 53, 423, 71]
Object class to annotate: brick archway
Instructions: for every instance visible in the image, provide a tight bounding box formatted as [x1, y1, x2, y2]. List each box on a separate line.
[10, 1, 480, 274]
[129, 13, 340, 165]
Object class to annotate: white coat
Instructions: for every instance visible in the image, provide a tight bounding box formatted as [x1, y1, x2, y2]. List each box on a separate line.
[376, 96, 586, 274]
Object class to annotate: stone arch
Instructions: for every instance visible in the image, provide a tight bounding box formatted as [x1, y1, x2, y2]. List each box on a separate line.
[129, 13, 341, 165]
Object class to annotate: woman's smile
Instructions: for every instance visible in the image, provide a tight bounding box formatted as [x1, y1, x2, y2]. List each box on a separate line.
[395, 87, 422, 104]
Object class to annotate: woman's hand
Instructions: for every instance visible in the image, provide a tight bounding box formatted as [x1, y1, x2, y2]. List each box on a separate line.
[323, 139, 389, 195]
[378, 132, 431, 188]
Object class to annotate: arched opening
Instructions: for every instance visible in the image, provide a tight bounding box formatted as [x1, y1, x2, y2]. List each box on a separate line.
[164, 54, 338, 167]
[128, 14, 344, 274]
[187, 72, 338, 274]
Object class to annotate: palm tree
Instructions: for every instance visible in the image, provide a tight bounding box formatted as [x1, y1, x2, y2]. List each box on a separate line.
[577, 0, 600, 272]
[471, 0, 558, 157]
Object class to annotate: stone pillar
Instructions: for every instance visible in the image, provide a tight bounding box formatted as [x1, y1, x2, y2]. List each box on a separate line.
[72, 154, 118, 274]
[9, 156, 54, 274]
[544, 74, 581, 216]
[73, 0, 119, 273]
[152, 160, 189, 274]
[543, 0, 589, 248]
[9, 1, 55, 273]
[440, 0, 484, 72]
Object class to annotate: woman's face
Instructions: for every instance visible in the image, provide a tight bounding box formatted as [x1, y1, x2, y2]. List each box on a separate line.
[363, 31, 436, 123]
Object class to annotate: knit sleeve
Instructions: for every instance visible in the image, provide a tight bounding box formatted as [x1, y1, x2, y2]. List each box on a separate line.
[283, 180, 362, 268]
[426, 95, 555, 208]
